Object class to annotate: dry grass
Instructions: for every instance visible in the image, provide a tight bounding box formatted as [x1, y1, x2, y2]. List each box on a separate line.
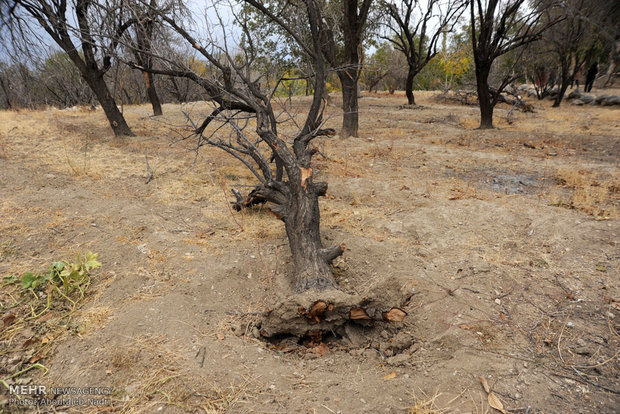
[549, 167, 619, 218]
[32, 333, 260, 414]
[77, 306, 114, 335]
[408, 389, 471, 414]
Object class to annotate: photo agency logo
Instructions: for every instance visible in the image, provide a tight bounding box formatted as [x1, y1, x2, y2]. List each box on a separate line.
[4, 384, 113, 408]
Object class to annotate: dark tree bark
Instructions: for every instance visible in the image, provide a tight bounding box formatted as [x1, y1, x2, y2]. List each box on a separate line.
[338, 70, 359, 138]
[405, 67, 415, 105]
[83, 71, 133, 135]
[475, 65, 494, 128]
[337, 0, 369, 138]
[552, 57, 571, 107]
[143, 71, 162, 115]
[320, 0, 372, 138]
[6, 0, 134, 136]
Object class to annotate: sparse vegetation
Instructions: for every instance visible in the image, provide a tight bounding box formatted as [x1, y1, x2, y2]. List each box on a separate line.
[550, 167, 619, 218]
[1, 252, 100, 402]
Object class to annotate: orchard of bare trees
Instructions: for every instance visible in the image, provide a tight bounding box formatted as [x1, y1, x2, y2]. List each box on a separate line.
[1, 1, 619, 129]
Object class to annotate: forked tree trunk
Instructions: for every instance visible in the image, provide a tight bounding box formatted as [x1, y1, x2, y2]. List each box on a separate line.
[339, 71, 359, 138]
[144, 71, 163, 116]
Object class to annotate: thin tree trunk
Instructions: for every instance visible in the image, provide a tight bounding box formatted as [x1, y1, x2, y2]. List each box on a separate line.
[144, 71, 163, 116]
[405, 66, 416, 105]
[553, 79, 570, 107]
[339, 71, 359, 138]
[553, 59, 570, 108]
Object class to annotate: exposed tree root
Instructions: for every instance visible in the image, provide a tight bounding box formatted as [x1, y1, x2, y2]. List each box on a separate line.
[259, 289, 409, 338]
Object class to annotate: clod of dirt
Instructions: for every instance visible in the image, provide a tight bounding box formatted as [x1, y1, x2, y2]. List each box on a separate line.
[259, 289, 408, 338]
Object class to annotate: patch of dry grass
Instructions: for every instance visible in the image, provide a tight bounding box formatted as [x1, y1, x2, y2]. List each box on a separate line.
[408, 389, 469, 414]
[549, 167, 619, 218]
[77, 306, 113, 335]
[94, 335, 259, 414]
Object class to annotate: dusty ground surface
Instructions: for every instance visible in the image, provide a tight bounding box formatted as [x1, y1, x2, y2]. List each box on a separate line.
[0, 90, 619, 413]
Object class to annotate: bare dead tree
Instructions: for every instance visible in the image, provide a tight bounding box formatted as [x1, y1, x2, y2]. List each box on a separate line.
[244, 0, 375, 138]
[120, 0, 163, 116]
[1, 0, 135, 136]
[535, 0, 611, 107]
[381, 0, 466, 105]
[331, 0, 373, 138]
[470, 0, 558, 129]
[124, 0, 406, 336]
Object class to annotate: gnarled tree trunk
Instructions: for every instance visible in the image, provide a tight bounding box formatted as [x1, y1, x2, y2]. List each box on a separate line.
[141, 0, 408, 338]
[285, 174, 340, 292]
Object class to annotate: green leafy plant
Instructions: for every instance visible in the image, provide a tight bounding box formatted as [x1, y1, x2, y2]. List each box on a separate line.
[2, 274, 19, 285]
[21, 271, 51, 290]
[18, 252, 101, 313]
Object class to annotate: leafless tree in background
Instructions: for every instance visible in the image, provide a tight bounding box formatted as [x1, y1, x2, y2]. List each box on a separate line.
[1, 0, 135, 135]
[469, 0, 558, 128]
[535, 0, 616, 107]
[381, 0, 466, 105]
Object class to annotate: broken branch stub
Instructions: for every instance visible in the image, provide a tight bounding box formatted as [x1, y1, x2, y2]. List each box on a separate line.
[383, 308, 407, 323]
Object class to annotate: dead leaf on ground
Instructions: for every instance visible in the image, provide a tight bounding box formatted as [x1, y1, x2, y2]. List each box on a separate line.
[22, 337, 38, 348]
[488, 392, 507, 413]
[29, 355, 44, 364]
[216, 332, 225, 340]
[383, 371, 397, 380]
[311, 342, 329, 356]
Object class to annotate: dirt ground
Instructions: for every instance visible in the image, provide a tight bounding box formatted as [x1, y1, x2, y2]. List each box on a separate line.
[0, 90, 619, 413]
